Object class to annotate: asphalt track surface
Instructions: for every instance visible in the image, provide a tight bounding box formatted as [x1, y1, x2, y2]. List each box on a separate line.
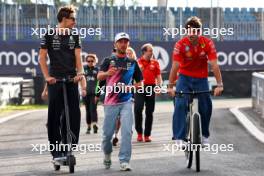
[0, 100, 263, 176]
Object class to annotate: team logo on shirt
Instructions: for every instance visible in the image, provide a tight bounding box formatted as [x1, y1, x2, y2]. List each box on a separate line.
[52, 37, 60, 50]
[200, 51, 206, 56]
[110, 60, 116, 67]
[86, 76, 95, 81]
[126, 62, 132, 70]
[69, 36, 74, 42]
[69, 36, 75, 49]
[200, 43, 205, 48]
[150, 64, 155, 70]
[185, 46, 190, 51]
[186, 51, 192, 58]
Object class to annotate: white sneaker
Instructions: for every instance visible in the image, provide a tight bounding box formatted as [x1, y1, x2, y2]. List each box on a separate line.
[103, 154, 112, 169]
[52, 156, 67, 165]
[120, 162, 132, 171]
[202, 136, 210, 147]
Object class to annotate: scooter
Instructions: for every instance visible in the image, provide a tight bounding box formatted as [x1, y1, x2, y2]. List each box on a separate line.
[52, 78, 76, 173]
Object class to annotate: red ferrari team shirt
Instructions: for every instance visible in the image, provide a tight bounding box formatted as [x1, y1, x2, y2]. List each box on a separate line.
[137, 57, 161, 85]
[173, 36, 217, 78]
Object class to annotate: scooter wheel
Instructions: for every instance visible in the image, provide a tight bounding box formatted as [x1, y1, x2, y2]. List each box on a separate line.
[68, 155, 76, 173]
[69, 165, 74, 173]
[54, 164, 60, 171]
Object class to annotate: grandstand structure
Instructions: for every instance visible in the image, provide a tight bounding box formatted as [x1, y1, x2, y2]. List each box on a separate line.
[0, 3, 264, 41]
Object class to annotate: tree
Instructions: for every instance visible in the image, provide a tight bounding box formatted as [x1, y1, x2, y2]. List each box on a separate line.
[80, 0, 88, 5]
[87, 0, 93, 6]
[131, 0, 139, 6]
[71, 0, 77, 5]
[12, 0, 32, 4]
[107, 0, 114, 6]
[96, 0, 103, 6]
[54, 0, 62, 7]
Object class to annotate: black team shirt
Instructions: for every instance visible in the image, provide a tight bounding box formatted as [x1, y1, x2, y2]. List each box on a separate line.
[40, 31, 81, 78]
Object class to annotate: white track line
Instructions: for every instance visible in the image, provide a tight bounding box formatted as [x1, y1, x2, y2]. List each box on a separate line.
[230, 107, 264, 143]
[0, 109, 46, 124]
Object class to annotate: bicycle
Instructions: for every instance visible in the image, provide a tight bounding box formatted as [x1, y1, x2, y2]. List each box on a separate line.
[175, 90, 212, 172]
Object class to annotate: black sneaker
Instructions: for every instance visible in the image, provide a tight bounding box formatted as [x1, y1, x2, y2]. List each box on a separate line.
[103, 154, 111, 169]
[93, 124, 98, 134]
[86, 126, 91, 134]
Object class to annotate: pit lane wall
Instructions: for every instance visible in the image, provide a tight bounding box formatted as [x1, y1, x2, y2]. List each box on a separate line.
[252, 72, 264, 118]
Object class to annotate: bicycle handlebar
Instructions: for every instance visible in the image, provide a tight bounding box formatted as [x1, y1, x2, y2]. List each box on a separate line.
[55, 78, 74, 83]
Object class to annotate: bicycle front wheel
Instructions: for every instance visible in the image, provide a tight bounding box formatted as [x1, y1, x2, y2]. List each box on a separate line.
[196, 145, 200, 172]
[192, 113, 201, 172]
[185, 142, 193, 168]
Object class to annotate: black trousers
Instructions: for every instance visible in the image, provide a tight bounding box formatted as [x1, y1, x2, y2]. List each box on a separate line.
[47, 82, 81, 157]
[134, 85, 156, 137]
[84, 94, 98, 125]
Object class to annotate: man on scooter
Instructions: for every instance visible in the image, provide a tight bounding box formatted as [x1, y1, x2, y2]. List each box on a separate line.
[39, 6, 86, 162]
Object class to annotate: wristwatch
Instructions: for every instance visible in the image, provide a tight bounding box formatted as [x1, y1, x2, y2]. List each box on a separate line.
[77, 72, 85, 76]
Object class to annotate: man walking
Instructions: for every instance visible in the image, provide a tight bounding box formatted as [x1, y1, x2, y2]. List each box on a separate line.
[134, 43, 162, 142]
[97, 32, 142, 171]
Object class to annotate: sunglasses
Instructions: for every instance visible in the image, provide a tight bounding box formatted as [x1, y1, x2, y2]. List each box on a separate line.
[87, 60, 94, 63]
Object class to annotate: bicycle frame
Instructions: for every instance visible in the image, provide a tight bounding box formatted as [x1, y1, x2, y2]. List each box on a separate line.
[176, 90, 210, 143]
[175, 90, 211, 172]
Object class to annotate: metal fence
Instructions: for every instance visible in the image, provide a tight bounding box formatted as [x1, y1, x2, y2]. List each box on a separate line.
[0, 3, 264, 41]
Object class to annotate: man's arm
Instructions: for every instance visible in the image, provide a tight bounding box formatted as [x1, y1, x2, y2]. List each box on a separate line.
[168, 61, 180, 88]
[73, 34, 85, 83]
[74, 48, 86, 84]
[209, 60, 224, 96]
[39, 49, 56, 84]
[209, 60, 222, 85]
[156, 74, 163, 86]
[80, 77, 87, 97]
[39, 49, 49, 78]
[132, 81, 143, 89]
[75, 48, 84, 74]
[167, 61, 180, 97]
[41, 82, 48, 100]
[97, 58, 117, 81]
[168, 41, 182, 90]
[130, 61, 143, 90]
[155, 61, 163, 86]
[97, 67, 117, 81]
[97, 71, 109, 81]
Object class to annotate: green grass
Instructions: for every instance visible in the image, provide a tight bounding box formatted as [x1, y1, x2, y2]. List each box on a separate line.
[0, 105, 48, 116]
